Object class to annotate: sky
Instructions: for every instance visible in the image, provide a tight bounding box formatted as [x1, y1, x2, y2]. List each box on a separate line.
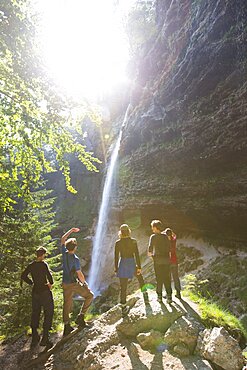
[35, 0, 136, 100]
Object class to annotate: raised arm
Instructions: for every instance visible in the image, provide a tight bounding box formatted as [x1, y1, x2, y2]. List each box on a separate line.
[61, 227, 80, 246]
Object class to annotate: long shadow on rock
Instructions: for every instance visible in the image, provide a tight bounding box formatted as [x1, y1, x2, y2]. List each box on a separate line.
[173, 299, 204, 324]
[150, 352, 163, 370]
[179, 355, 214, 370]
[144, 301, 155, 316]
[124, 340, 149, 370]
[116, 303, 183, 337]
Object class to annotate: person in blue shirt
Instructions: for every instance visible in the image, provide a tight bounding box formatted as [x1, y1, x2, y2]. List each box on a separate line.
[61, 228, 94, 336]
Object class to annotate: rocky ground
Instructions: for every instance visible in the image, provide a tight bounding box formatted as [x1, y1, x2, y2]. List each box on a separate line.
[1, 240, 246, 370]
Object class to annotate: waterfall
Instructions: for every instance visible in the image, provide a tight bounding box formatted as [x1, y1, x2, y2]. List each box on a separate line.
[88, 105, 131, 294]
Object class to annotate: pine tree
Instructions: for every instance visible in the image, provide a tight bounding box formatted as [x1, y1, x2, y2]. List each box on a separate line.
[0, 184, 57, 337]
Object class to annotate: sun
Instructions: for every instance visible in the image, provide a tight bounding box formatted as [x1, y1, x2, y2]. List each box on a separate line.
[35, 0, 136, 100]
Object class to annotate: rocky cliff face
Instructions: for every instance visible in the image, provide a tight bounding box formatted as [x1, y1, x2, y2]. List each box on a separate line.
[116, 0, 247, 246]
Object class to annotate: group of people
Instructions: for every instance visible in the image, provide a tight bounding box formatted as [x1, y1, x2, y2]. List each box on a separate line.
[21, 220, 181, 348]
[114, 220, 181, 315]
[21, 227, 94, 348]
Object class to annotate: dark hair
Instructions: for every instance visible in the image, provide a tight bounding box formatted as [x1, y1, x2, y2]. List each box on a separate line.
[65, 238, 77, 251]
[36, 246, 47, 258]
[151, 220, 162, 231]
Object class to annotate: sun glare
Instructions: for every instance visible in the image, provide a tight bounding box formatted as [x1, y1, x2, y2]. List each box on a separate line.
[36, 0, 136, 100]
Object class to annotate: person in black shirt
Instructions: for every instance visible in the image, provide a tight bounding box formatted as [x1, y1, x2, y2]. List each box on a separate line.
[148, 220, 172, 304]
[115, 224, 146, 315]
[21, 246, 54, 348]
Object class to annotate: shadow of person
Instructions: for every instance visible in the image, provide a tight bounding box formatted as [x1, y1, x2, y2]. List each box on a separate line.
[179, 354, 213, 370]
[150, 352, 164, 370]
[173, 298, 203, 324]
[124, 341, 149, 370]
[159, 300, 182, 316]
[144, 300, 154, 316]
[159, 301, 170, 314]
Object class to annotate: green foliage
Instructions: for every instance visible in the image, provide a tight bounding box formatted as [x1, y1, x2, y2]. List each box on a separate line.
[183, 274, 247, 338]
[122, 209, 141, 230]
[0, 0, 103, 340]
[0, 0, 100, 216]
[125, 0, 157, 55]
[0, 184, 57, 337]
[49, 270, 63, 333]
[118, 161, 133, 187]
[195, 256, 247, 321]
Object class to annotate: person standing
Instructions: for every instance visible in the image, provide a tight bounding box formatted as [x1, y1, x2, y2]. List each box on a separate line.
[61, 227, 94, 336]
[165, 228, 182, 299]
[148, 220, 172, 304]
[115, 224, 146, 315]
[21, 246, 54, 348]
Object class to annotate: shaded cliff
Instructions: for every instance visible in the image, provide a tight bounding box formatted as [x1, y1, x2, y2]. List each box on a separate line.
[116, 0, 247, 246]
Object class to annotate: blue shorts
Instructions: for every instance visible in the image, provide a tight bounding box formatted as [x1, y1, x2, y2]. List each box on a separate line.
[117, 258, 136, 279]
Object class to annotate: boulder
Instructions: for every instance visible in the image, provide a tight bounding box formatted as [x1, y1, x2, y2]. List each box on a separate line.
[137, 330, 165, 351]
[173, 343, 191, 357]
[116, 291, 183, 337]
[116, 307, 182, 337]
[196, 327, 245, 370]
[164, 315, 203, 354]
[100, 297, 139, 325]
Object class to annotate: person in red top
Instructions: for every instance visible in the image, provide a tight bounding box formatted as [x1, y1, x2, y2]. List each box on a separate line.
[165, 228, 182, 299]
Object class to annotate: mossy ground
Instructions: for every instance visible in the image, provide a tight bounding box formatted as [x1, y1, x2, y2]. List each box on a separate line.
[183, 273, 247, 340]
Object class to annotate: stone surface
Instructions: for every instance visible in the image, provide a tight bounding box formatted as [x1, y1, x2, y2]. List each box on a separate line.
[116, 292, 183, 337]
[173, 343, 191, 357]
[196, 326, 245, 370]
[164, 315, 204, 354]
[116, 0, 247, 248]
[137, 330, 165, 351]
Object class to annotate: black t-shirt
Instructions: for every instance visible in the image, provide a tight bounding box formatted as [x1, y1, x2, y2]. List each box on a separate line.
[148, 233, 170, 265]
[21, 261, 53, 293]
[114, 237, 141, 271]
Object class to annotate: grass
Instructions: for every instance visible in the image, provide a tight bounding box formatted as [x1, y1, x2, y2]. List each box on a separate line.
[183, 274, 247, 339]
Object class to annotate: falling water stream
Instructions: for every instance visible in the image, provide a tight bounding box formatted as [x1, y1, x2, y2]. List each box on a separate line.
[88, 105, 131, 294]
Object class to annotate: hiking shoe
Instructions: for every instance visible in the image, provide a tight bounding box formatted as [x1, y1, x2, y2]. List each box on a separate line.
[75, 314, 86, 328]
[175, 292, 182, 299]
[40, 333, 53, 347]
[63, 323, 75, 337]
[167, 296, 172, 304]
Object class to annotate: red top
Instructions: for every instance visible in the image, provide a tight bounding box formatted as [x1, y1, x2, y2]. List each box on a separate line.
[170, 235, 178, 264]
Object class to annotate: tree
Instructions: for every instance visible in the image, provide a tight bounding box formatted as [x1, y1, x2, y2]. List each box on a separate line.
[0, 184, 57, 336]
[0, 0, 101, 338]
[125, 0, 157, 55]
[0, 0, 100, 217]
